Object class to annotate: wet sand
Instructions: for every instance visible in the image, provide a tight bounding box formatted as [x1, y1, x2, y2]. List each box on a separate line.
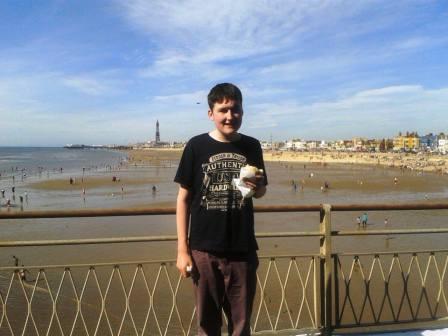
[1, 149, 447, 257]
[28, 175, 160, 191]
[1, 149, 448, 334]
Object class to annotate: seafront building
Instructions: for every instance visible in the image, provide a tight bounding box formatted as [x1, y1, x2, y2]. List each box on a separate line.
[420, 133, 438, 151]
[439, 138, 448, 154]
[129, 123, 447, 154]
[393, 132, 420, 151]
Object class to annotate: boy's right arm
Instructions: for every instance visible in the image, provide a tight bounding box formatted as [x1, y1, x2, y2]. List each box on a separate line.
[176, 185, 193, 278]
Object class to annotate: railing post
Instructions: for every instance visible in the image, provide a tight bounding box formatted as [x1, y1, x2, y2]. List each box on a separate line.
[320, 204, 333, 335]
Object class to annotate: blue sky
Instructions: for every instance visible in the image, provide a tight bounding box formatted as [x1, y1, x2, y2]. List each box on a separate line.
[0, 0, 447, 146]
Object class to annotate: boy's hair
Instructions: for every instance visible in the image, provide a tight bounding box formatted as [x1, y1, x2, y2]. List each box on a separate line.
[207, 83, 243, 109]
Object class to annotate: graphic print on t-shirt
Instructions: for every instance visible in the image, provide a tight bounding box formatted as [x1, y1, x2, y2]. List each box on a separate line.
[200, 152, 247, 210]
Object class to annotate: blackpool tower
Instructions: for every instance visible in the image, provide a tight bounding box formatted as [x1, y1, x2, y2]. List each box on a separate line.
[155, 120, 160, 143]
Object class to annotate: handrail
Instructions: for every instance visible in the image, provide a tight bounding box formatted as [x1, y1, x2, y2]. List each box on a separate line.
[1, 202, 448, 219]
[333, 228, 448, 235]
[2, 228, 448, 248]
[0, 231, 324, 247]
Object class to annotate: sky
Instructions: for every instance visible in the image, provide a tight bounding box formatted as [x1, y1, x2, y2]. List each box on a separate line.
[0, 0, 447, 146]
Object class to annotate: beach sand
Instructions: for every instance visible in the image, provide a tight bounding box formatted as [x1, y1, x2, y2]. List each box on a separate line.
[129, 148, 448, 173]
[128, 148, 183, 164]
[263, 150, 448, 173]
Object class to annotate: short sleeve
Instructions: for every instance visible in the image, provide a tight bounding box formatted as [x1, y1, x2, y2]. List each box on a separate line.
[254, 141, 268, 186]
[174, 140, 195, 187]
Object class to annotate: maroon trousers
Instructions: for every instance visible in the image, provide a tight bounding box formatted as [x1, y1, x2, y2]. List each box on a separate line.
[191, 250, 258, 336]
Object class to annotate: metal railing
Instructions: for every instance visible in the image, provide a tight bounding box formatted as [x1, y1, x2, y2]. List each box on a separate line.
[1, 203, 448, 335]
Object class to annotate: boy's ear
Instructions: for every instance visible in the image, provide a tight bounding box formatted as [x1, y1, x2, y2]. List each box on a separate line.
[208, 109, 214, 120]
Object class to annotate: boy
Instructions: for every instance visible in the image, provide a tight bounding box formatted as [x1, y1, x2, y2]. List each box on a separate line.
[175, 83, 267, 335]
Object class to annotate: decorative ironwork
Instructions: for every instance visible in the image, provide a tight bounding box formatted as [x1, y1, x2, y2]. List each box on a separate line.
[0, 256, 318, 335]
[335, 251, 448, 328]
[1, 202, 448, 335]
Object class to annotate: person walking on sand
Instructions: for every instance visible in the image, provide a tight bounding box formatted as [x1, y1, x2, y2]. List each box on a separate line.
[18, 265, 32, 282]
[175, 83, 267, 335]
[361, 212, 368, 227]
[356, 216, 361, 227]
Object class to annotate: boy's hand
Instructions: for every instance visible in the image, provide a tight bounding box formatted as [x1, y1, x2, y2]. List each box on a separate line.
[243, 172, 266, 198]
[176, 250, 193, 278]
[242, 172, 265, 191]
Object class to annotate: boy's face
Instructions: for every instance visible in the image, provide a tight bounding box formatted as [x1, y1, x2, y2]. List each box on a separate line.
[208, 98, 243, 139]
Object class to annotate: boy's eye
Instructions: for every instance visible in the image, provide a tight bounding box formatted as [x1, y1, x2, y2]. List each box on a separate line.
[220, 108, 241, 114]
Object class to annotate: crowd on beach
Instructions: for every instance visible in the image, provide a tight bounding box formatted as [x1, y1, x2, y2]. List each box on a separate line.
[0, 159, 130, 210]
[0, 155, 168, 211]
[264, 150, 448, 174]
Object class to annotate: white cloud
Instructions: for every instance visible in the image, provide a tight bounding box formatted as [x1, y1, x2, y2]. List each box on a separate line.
[61, 71, 130, 96]
[117, 0, 377, 70]
[244, 85, 448, 140]
[153, 90, 208, 105]
[62, 76, 111, 96]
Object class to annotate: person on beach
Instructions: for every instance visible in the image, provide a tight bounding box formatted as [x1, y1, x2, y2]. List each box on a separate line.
[18, 265, 32, 282]
[361, 212, 368, 227]
[12, 255, 19, 267]
[174, 83, 268, 336]
[356, 216, 361, 226]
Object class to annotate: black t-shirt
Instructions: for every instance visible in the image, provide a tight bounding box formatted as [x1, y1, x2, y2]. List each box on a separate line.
[174, 133, 268, 253]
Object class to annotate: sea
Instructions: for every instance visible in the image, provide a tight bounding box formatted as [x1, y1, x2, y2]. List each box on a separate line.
[0, 146, 126, 178]
[0, 147, 138, 210]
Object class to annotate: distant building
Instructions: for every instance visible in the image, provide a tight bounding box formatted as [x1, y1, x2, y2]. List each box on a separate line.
[260, 141, 271, 150]
[438, 138, 448, 154]
[284, 139, 306, 150]
[319, 140, 328, 149]
[366, 139, 381, 152]
[393, 132, 420, 151]
[155, 120, 160, 143]
[307, 141, 319, 150]
[332, 140, 351, 151]
[136, 120, 171, 148]
[352, 137, 367, 151]
[420, 133, 438, 151]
